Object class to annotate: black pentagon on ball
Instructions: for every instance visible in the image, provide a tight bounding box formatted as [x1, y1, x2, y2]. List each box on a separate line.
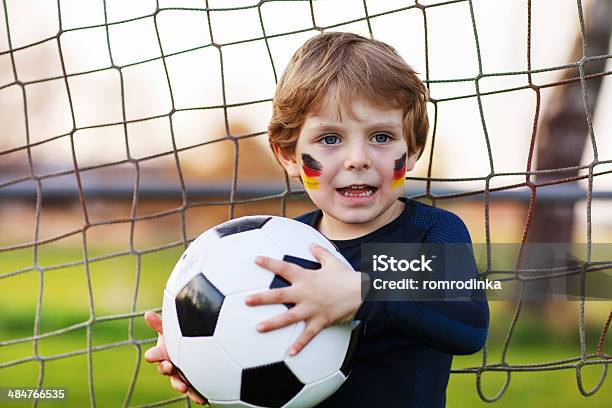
[270, 255, 322, 309]
[215, 216, 272, 237]
[175, 273, 224, 337]
[282, 255, 322, 271]
[241, 361, 304, 407]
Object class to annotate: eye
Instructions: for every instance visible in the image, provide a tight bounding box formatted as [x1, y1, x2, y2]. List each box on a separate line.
[372, 133, 392, 143]
[319, 134, 340, 145]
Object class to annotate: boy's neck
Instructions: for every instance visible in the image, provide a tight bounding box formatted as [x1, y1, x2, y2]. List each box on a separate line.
[317, 199, 406, 240]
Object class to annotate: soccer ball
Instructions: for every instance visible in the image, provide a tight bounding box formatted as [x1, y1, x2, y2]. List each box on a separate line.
[162, 216, 360, 408]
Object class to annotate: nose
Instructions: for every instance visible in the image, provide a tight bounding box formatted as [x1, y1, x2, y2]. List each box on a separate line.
[343, 143, 371, 171]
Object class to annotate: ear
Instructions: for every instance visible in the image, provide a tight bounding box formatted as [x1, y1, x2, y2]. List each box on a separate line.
[272, 144, 301, 179]
[406, 151, 419, 172]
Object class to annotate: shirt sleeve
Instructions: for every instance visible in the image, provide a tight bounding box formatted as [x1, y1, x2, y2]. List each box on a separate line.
[354, 209, 489, 355]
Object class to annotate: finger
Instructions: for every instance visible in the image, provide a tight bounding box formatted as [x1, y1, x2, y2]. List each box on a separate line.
[255, 256, 299, 281]
[245, 287, 293, 307]
[144, 344, 170, 363]
[186, 389, 207, 405]
[310, 244, 340, 266]
[170, 375, 188, 393]
[158, 360, 176, 376]
[289, 319, 324, 356]
[169, 376, 207, 405]
[256, 306, 305, 333]
[144, 311, 163, 334]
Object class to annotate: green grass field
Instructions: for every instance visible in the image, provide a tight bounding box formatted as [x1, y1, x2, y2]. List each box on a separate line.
[1, 245, 610, 407]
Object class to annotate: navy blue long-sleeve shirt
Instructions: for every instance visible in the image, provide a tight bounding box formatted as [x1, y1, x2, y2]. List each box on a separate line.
[295, 197, 489, 407]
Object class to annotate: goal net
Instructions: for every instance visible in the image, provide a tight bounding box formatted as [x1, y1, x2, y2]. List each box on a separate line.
[0, 0, 610, 406]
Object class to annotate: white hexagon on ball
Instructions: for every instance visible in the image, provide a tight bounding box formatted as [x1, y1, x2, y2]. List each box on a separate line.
[261, 217, 337, 262]
[202, 230, 283, 296]
[285, 321, 354, 384]
[166, 231, 219, 297]
[214, 290, 295, 369]
[179, 336, 242, 402]
[284, 371, 347, 408]
[162, 289, 182, 364]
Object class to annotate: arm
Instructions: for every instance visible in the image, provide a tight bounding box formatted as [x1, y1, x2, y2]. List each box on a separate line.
[248, 212, 488, 356]
[356, 211, 489, 355]
[356, 297, 489, 355]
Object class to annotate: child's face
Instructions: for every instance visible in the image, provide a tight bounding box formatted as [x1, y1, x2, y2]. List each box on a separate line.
[280, 96, 416, 225]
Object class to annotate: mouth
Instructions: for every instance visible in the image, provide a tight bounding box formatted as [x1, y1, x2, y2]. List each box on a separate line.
[336, 184, 379, 198]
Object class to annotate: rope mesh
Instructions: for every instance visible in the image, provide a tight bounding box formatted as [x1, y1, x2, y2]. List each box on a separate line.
[0, 0, 610, 406]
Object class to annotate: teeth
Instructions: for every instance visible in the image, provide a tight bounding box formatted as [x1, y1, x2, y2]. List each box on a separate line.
[341, 189, 373, 197]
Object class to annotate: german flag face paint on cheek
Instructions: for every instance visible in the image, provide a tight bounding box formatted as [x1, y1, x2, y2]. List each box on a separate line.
[391, 152, 407, 189]
[301, 154, 323, 190]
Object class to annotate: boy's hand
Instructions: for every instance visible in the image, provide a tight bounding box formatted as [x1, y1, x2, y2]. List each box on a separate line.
[143, 311, 207, 406]
[245, 243, 362, 356]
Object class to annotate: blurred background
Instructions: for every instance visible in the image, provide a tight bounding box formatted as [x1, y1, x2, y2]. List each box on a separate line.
[0, 0, 610, 406]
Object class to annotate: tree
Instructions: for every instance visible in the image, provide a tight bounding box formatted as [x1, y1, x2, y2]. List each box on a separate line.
[529, 0, 612, 244]
[524, 0, 611, 324]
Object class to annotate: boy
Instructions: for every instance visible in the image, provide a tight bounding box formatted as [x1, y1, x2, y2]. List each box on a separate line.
[145, 32, 489, 407]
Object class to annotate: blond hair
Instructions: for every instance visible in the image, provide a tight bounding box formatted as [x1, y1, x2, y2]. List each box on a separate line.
[268, 32, 429, 158]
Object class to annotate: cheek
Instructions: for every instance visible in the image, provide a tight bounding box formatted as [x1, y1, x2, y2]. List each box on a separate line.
[301, 153, 323, 190]
[390, 152, 407, 189]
